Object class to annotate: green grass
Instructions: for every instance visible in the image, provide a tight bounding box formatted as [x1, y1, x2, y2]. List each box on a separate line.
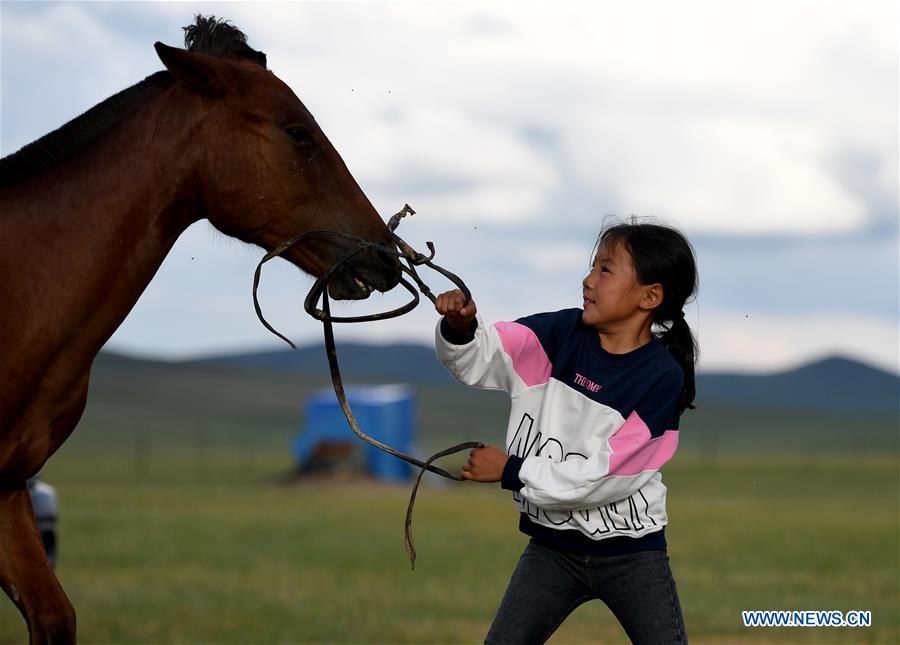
[2, 359, 896, 642]
[1, 444, 897, 644]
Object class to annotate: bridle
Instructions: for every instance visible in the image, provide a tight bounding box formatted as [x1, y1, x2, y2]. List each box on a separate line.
[252, 205, 483, 569]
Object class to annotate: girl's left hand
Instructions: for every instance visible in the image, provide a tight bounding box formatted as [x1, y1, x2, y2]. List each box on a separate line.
[461, 445, 508, 483]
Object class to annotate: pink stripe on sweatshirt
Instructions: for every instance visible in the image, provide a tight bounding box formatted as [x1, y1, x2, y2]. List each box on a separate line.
[494, 321, 553, 387]
[607, 410, 679, 476]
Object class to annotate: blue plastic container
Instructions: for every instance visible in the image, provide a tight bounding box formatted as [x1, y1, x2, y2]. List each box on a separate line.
[294, 385, 414, 481]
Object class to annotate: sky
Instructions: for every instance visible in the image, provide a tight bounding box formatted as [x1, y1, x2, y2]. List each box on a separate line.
[2, 1, 897, 374]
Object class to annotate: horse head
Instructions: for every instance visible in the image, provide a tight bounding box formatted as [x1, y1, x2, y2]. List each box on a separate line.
[154, 18, 400, 300]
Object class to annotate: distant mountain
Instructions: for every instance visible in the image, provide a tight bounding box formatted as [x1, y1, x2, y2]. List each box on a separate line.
[163, 344, 900, 418]
[696, 356, 898, 417]
[183, 343, 455, 384]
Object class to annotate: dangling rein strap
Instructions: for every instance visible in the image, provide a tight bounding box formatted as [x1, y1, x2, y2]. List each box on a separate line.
[252, 205, 483, 569]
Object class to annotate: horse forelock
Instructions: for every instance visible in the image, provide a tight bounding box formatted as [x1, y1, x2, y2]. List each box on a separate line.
[183, 14, 267, 68]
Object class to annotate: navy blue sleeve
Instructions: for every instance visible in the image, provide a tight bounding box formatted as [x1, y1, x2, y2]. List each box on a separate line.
[501, 455, 525, 492]
[513, 309, 582, 363]
[439, 317, 478, 345]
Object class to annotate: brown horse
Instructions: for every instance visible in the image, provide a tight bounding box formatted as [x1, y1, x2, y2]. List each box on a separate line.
[0, 16, 400, 643]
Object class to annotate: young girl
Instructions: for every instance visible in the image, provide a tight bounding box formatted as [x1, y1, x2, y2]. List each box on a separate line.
[434, 219, 698, 644]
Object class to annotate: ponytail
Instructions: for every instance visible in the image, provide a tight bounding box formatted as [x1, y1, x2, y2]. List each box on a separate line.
[657, 312, 698, 414]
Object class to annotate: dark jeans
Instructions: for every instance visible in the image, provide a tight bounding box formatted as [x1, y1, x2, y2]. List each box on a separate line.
[485, 538, 687, 645]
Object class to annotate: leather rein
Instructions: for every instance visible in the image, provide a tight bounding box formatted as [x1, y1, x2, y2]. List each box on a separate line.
[252, 205, 483, 569]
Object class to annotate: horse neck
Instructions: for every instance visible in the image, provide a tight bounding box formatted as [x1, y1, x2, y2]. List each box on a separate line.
[1, 87, 207, 355]
[35, 90, 203, 242]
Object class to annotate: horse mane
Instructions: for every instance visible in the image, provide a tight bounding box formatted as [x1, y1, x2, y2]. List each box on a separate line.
[0, 15, 267, 188]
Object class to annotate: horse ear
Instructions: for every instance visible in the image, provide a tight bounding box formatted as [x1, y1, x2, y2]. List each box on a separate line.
[154, 42, 230, 96]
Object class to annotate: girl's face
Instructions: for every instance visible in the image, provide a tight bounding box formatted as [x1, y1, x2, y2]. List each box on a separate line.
[581, 240, 648, 330]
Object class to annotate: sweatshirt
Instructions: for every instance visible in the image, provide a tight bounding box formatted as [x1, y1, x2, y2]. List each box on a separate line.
[435, 308, 683, 556]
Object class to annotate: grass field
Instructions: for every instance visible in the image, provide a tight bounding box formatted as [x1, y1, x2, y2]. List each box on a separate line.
[1, 358, 897, 643]
[1, 442, 897, 644]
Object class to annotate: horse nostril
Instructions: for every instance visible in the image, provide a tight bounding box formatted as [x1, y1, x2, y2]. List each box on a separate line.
[377, 248, 402, 275]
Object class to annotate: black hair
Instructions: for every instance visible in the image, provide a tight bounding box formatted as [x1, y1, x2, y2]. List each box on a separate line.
[594, 216, 699, 414]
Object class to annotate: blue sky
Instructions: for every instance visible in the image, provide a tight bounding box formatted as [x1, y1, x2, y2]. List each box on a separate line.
[2, 1, 897, 374]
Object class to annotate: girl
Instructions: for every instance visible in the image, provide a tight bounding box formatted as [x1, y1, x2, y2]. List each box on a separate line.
[434, 218, 698, 644]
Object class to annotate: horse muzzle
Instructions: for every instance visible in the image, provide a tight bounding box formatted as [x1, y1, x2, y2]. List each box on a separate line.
[328, 244, 402, 300]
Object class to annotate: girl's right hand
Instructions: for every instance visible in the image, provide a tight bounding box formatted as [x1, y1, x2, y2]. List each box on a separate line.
[435, 289, 477, 333]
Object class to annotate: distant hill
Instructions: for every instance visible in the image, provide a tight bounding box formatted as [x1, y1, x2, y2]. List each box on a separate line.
[185, 343, 452, 384]
[696, 356, 899, 417]
[176, 344, 899, 418]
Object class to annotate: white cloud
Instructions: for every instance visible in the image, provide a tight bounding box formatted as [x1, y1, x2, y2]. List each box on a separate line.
[338, 102, 561, 222]
[1, 3, 160, 152]
[135, 0, 897, 236]
[693, 310, 899, 375]
[568, 115, 870, 234]
[516, 242, 592, 272]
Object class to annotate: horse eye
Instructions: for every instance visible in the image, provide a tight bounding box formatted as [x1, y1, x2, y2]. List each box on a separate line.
[286, 127, 313, 145]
